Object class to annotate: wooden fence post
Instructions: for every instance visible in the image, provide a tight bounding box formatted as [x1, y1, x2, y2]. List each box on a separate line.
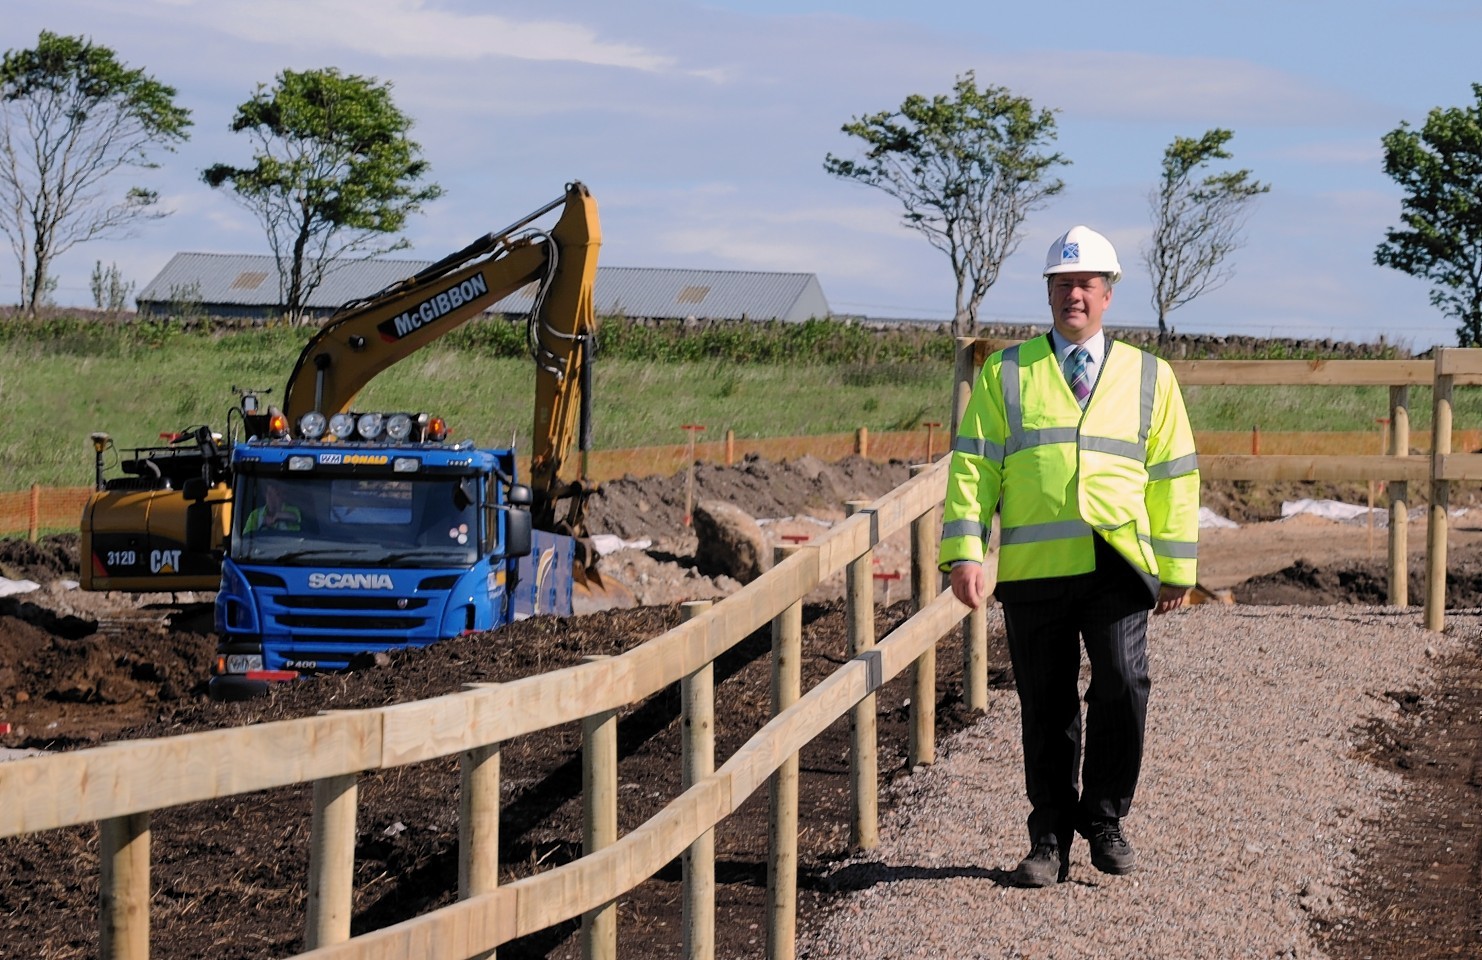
[854, 427, 869, 458]
[963, 602, 988, 713]
[909, 463, 937, 768]
[28, 483, 40, 543]
[922, 421, 941, 463]
[1426, 355, 1452, 632]
[844, 501, 878, 851]
[99, 812, 150, 960]
[460, 683, 502, 960]
[1389, 385, 1410, 607]
[767, 544, 802, 960]
[951, 337, 974, 436]
[582, 656, 619, 960]
[306, 773, 358, 949]
[680, 600, 716, 960]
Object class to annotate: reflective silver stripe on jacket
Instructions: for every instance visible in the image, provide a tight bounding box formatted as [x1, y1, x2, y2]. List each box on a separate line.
[942, 518, 988, 541]
[1008, 427, 1078, 456]
[999, 518, 1093, 546]
[1002, 343, 1026, 437]
[1151, 537, 1198, 559]
[1147, 451, 1199, 481]
[1000, 341, 1158, 465]
[952, 435, 1006, 462]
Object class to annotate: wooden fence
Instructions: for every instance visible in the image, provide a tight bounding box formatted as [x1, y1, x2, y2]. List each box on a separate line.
[8, 343, 1482, 960]
[0, 456, 976, 960]
[1179, 349, 1482, 633]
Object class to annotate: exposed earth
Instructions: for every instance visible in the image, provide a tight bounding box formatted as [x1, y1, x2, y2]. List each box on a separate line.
[1, 458, 1480, 959]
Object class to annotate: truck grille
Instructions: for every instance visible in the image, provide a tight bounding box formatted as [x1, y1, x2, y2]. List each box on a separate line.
[276, 613, 431, 631]
[268, 592, 437, 634]
[280, 595, 431, 611]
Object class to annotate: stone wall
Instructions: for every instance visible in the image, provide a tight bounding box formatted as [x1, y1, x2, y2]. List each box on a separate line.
[852, 318, 1412, 360]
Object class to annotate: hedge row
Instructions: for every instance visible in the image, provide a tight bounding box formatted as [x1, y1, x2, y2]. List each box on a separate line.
[0, 309, 1409, 364]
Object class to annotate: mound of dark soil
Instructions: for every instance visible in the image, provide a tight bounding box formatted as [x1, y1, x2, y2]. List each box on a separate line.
[1321, 643, 1482, 960]
[584, 454, 912, 540]
[1236, 553, 1482, 607]
[0, 533, 78, 583]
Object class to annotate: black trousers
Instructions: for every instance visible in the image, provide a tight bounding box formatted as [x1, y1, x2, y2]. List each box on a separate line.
[998, 537, 1154, 844]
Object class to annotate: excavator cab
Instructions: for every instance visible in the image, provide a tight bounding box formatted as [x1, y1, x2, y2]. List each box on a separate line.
[80, 389, 274, 592]
[81, 424, 233, 592]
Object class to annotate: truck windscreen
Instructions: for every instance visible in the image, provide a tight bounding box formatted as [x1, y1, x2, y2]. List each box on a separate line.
[233, 474, 479, 566]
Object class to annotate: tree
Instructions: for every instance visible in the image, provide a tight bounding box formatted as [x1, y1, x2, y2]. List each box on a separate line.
[824, 71, 1068, 337]
[1375, 84, 1482, 346]
[202, 67, 442, 323]
[90, 259, 134, 311]
[1142, 129, 1269, 337]
[0, 31, 191, 313]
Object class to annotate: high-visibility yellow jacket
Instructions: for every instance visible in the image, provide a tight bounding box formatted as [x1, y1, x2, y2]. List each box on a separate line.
[938, 334, 1199, 589]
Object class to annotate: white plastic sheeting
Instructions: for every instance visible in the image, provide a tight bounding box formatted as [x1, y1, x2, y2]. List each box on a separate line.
[1199, 507, 1239, 529]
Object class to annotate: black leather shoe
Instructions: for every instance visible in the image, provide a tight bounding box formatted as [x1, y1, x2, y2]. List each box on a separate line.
[1079, 817, 1136, 874]
[1012, 838, 1070, 887]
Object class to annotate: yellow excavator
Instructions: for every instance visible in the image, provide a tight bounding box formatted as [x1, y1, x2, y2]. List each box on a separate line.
[82, 181, 614, 604]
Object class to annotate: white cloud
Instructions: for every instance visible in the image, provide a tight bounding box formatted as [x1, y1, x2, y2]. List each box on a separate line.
[981, 51, 1385, 128]
[156, 0, 679, 71]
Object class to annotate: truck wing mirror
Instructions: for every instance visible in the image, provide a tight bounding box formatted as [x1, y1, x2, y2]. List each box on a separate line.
[508, 483, 533, 506]
[504, 506, 532, 558]
[182, 478, 208, 502]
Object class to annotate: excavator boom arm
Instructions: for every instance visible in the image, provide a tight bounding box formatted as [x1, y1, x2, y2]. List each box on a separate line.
[279, 182, 601, 527]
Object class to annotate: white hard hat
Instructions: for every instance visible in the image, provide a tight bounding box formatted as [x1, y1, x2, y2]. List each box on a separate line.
[1043, 225, 1121, 284]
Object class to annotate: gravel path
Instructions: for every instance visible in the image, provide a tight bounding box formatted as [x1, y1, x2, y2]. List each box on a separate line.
[797, 604, 1474, 960]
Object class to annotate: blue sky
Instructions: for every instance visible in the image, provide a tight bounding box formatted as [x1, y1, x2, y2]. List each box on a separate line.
[11, 0, 1481, 347]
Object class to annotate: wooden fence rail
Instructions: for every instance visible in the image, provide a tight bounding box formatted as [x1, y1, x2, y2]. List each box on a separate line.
[9, 343, 1482, 960]
[1159, 346, 1482, 632]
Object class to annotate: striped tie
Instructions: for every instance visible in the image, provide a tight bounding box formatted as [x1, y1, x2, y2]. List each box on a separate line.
[1066, 346, 1091, 407]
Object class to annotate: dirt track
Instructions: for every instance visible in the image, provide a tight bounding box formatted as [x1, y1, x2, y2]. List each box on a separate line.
[1, 460, 1480, 958]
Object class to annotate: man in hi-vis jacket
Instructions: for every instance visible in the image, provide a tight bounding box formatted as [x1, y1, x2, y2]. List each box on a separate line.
[938, 225, 1199, 888]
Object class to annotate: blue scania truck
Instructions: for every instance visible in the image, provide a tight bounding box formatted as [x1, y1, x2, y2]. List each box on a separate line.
[201, 412, 574, 700]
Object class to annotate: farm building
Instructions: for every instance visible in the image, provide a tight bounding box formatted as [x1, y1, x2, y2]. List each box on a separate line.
[134, 253, 832, 323]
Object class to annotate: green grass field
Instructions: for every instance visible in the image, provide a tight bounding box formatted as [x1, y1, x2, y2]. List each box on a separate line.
[0, 320, 1464, 491]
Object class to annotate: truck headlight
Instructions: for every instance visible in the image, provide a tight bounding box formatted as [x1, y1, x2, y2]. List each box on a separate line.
[226, 653, 264, 674]
[386, 413, 413, 441]
[299, 411, 327, 439]
[329, 413, 356, 439]
[357, 412, 385, 440]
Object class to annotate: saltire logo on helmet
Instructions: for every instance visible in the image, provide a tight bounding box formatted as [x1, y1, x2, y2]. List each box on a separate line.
[1061, 242, 1079, 263]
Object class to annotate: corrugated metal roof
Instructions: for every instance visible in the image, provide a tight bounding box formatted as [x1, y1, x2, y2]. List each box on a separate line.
[137, 252, 433, 309]
[137, 254, 831, 322]
[565, 266, 829, 322]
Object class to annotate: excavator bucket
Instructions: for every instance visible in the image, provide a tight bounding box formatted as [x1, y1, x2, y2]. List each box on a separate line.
[570, 536, 636, 613]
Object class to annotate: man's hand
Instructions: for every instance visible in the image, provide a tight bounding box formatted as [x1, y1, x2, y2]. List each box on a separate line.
[1154, 584, 1188, 615]
[949, 561, 989, 610]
